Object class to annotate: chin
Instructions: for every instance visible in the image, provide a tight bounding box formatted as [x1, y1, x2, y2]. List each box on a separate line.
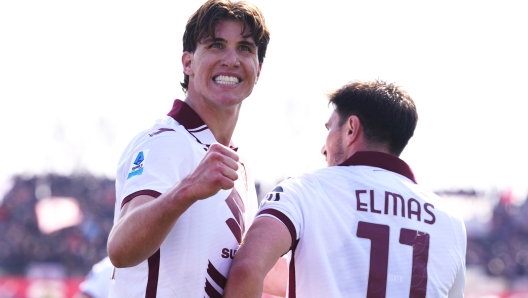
[214, 94, 248, 107]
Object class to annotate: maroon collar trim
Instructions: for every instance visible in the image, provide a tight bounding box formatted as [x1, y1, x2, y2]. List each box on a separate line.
[339, 151, 417, 184]
[167, 99, 206, 130]
[166, 99, 238, 151]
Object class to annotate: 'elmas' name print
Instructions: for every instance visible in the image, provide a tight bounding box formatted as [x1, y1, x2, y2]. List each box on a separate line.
[355, 190, 436, 225]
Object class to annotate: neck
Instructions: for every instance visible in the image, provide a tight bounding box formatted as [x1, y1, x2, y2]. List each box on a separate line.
[184, 97, 241, 146]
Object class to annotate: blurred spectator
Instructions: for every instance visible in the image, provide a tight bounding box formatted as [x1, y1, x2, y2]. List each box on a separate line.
[2, 172, 528, 293]
[459, 188, 528, 290]
[0, 174, 115, 277]
[74, 256, 113, 298]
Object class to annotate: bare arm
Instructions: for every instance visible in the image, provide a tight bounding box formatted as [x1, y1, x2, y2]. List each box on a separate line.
[224, 217, 291, 298]
[107, 143, 239, 268]
[263, 256, 288, 297]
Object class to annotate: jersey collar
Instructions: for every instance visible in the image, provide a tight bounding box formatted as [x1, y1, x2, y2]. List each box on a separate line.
[167, 99, 217, 146]
[339, 151, 417, 184]
[166, 99, 238, 151]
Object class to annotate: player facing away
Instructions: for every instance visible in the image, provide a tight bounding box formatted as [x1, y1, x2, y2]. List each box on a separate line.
[224, 80, 467, 298]
[106, 0, 285, 297]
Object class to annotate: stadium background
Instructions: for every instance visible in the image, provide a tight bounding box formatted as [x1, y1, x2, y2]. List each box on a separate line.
[1, 0, 527, 297]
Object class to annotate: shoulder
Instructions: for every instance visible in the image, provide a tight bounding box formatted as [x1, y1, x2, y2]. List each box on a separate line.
[116, 117, 202, 181]
[411, 186, 467, 234]
[284, 167, 347, 193]
[138, 116, 194, 145]
[121, 117, 198, 158]
[263, 172, 323, 202]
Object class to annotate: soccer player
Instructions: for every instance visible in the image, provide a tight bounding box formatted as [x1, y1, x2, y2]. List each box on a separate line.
[224, 80, 467, 298]
[74, 257, 113, 298]
[106, 0, 279, 297]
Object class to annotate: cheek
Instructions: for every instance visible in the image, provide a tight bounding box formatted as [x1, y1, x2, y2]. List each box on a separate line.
[324, 136, 333, 154]
[248, 58, 260, 78]
[193, 56, 213, 77]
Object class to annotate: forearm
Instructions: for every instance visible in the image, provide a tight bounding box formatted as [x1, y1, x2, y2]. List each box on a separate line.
[108, 184, 195, 267]
[225, 217, 291, 298]
[263, 257, 287, 297]
[224, 261, 266, 298]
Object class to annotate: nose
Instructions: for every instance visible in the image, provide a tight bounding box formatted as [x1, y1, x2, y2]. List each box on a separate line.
[222, 48, 240, 67]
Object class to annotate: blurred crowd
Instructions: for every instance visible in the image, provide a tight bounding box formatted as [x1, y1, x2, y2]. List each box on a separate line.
[0, 174, 115, 277]
[1, 173, 527, 287]
[465, 189, 528, 289]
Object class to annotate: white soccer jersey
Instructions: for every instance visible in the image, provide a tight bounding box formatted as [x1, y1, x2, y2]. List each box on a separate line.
[79, 257, 113, 298]
[258, 151, 466, 298]
[109, 100, 258, 298]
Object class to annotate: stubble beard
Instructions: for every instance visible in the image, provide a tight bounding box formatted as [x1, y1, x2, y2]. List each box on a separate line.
[329, 136, 347, 167]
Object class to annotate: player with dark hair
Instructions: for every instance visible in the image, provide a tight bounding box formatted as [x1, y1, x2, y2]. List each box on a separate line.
[224, 79, 467, 297]
[106, 1, 281, 297]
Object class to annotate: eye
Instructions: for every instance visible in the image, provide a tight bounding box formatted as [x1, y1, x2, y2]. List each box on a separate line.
[238, 45, 251, 52]
[210, 42, 223, 49]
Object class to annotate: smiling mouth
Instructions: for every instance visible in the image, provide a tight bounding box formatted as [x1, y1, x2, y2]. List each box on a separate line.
[214, 75, 240, 85]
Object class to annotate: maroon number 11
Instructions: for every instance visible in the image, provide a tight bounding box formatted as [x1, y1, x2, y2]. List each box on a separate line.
[356, 221, 429, 298]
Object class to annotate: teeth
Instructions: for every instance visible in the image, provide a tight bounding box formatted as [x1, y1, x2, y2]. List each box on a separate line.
[214, 75, 239, 85]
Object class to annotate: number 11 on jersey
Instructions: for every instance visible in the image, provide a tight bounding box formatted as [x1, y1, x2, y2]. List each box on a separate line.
[356, 221, 430, 298]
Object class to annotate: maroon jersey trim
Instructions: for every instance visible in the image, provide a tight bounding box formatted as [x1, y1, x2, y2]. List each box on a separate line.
[289, 239, 299, 298]
[166, 99, 240, 152]
[166, 99, 212, 147]
[257, 209, 299, 297]
[207, 260, 227, 289]
[225, 196, 245, 234]
[146, 249, 160, 298]
[167, 99, 205, 130]
[339, 151, 417, 184]
[121, 190, 161, 209]
[257, 209, 297, 252]
[204, 278, 222, 298]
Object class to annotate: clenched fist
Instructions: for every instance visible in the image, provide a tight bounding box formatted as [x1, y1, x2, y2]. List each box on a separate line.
[180, 143, 240, 201]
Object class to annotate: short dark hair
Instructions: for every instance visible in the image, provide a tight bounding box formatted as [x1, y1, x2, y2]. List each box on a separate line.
[180, 0, 270, 92]
[327, 79, 418, 156]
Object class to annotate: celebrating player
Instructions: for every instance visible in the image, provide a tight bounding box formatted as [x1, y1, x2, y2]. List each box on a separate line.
[105, 0, 278, 297]
[224, 79, 467, 297]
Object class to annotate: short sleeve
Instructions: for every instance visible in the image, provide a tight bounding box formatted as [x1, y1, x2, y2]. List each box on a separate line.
[256, 178, 306, 247]
[117, 129, 198, 205]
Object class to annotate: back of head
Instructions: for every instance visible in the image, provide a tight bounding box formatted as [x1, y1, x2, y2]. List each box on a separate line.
[327, 79, 418, 156]
[180, 0, 270, 92]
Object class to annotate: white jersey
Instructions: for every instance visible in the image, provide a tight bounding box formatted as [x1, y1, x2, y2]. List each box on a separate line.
[258, 151, 466, 298]
[79, 257, 113, 298]
[110, 100, 258, 298]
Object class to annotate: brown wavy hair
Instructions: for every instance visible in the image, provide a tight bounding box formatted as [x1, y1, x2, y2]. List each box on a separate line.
[180, 0, 270, 92]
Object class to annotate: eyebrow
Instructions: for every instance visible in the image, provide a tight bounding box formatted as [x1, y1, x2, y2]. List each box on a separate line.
[238, 40, 257, 48]
[201, 36, 219, 44]
[202, 37, 257, 49]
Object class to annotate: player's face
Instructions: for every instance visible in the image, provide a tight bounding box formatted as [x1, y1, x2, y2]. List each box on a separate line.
[183, 20, 262, 109]
[322, 111, 347, 167]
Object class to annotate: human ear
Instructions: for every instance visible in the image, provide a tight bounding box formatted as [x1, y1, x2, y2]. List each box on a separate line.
[182, 52, 194, 76]
[345, 115, 360, 146]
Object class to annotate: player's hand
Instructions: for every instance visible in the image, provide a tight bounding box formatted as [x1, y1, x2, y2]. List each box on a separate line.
[180, 143, 239, 201]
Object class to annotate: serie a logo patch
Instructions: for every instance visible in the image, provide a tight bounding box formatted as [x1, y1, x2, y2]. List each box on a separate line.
[127, 149, 150, 179]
